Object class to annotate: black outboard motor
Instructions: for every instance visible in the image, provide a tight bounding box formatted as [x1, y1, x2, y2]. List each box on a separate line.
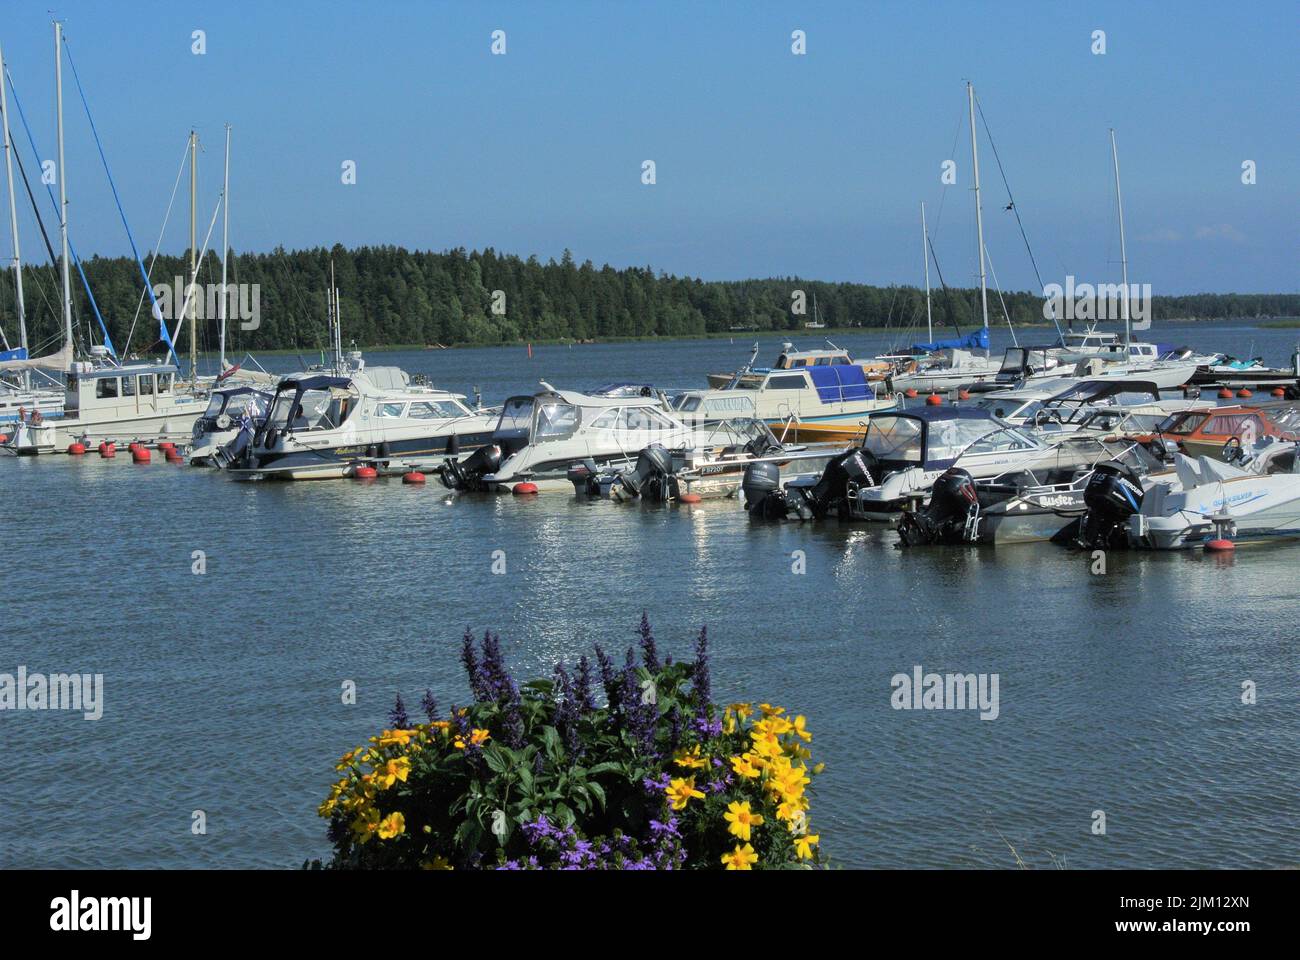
[437, 443, 503, 491]
[567, 459, 602, 496]
[1072, 460, 1144, 549]
[743, 461, 795, 520]
[794, 448, 875, 519]
[896, 468, 980, 546]
[616, 444, 677, 501]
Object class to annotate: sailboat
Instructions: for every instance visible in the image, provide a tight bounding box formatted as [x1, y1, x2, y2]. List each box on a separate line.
[887, 82, 1001, 394]
[4, 24, 206, 454]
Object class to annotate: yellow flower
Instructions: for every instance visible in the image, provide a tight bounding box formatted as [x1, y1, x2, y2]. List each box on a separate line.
[420, 855, 453, 870]
[812, 762, 825, 775]
[351, 810, 381, 843]
[665, 777, 706, 811]
[376, 811, 406, 839]
[376, 756, 411, 789]
[723, 801, 764, 841]
[453, 728, 491, 750]
[721, 843, 759, 870]
[730, 754, 761, 779]
[378, 728, 416, 747]
[727, 702, 753, 720]
[793, 833, 820, 860]
[674, 744, 709, 770]
[758, 703, 785, 717]
[790, 715, 812, 742]
[722, 711, 737, 735]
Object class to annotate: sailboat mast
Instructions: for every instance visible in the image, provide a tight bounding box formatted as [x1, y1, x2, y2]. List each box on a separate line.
[1109, 128, 1130, 346]
[921, 200, 932, 343]
[218, 123, 230, 371]
[189, 130, 198, 382]
[54, 21, 73, 364]
[1, 43, 28, 385]
[967, 81, 989, 352]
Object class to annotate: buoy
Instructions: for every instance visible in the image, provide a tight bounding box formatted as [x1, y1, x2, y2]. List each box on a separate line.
[99, 442, 116, 458]
[925, 394, 942, 406]
[904, 388, 918, 399]
[958, 389, 971, 401]
[402, 471, 426, 484]
[513, 482, 539, 495]
[1205, 539, 1236, 552]
[1218, 388, 1234, 399]
[354, 465, 378, 480]
[1237, 388, 1252, 398]
[0, 434, 8, 444]
[67, 442, 86, 455]
[158, 441, 175, 451]
[132, 446, 151, 464]
[1272, 387, 1286, 397]
[166, 449, 184, 463]
[680, 493, 702, 504]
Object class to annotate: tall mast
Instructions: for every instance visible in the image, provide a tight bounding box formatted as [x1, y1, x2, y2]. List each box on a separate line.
[1, 43, 28, 386]
[55, 21, 73, 364]
[1109, 128, 1130, 345]
[218, 123, 230, 371]
[189, 129, 198, 382]
[921, 200, 932, 343]
[967, 81, 989, 352]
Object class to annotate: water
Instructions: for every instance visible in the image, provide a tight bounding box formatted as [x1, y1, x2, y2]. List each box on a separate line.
[2, 319, 1297, 869]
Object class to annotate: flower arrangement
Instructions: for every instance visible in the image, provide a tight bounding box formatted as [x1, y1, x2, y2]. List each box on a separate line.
[315, 615, 826, 869]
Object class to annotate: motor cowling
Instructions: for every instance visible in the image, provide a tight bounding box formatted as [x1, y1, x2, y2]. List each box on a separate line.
[618, 443, 677, 501]
[438, 443, 503, 491]
[212, 427, 253, 470]
[897, 467, 980, 546]
[1076, 459, 1144, 549]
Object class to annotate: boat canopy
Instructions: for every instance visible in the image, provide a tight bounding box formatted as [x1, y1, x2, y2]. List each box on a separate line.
[807, 364, 872, 402]
[911, 328, 989, 353]
[1045, 380, 1162, 405]
[276, 375, 352, 393]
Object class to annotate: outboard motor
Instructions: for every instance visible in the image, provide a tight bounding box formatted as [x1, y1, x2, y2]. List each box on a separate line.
[437, 443, 503, 491]
[896, 468, 980, 546]
[212, 427, 254, 470]
[791, 448, 875, 519]
[742, 461, 799, 520]
[1071, 460, 1145, 549]
[567, 459, 602, 496]
[615, 444, 677, 501]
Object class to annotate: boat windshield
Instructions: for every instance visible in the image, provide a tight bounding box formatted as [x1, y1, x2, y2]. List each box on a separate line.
[926, 418, 1010, 462]
[496, 397, 534, 434]
[974, 396, 1041, 421]
[1155, 411, 1204, 435]
[861, 416, 925, 463]
[269, 386, 353, 432]
[205, 391, 267, 419]
[534, 400, 580, 442]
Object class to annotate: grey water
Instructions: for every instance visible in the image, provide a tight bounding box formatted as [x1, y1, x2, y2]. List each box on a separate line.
[2, 319, 1297, 869]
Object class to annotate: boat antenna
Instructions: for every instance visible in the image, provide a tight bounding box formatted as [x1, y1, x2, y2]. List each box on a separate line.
[188, 128, 199, 383]
[218, 123, 230, 371]
[54, 20, 73, 367]
[1109, 128, 1130, 346]
[921, 200, 932, 344]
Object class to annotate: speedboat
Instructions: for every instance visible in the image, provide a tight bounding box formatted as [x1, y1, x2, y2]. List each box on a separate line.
[188, 384, 275, 465]
[1147, 404, 1300, 461]
[1128, 437, 1300, 549]
[741, 406, 1123, 521]
[439, 382, 710, 492]
[223, 368, 496, 479]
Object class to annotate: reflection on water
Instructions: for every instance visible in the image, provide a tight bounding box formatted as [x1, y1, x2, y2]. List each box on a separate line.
[1, 322, 1297, 868]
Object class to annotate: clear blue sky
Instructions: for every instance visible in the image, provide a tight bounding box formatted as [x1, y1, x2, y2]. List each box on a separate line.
[2, 0, 1295, 294]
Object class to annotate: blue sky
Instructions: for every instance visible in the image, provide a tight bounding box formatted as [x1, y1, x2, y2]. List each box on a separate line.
[2, 0, 1295, 294]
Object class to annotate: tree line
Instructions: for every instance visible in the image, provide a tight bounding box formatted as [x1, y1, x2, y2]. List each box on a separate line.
[4, 243, 1296, 358]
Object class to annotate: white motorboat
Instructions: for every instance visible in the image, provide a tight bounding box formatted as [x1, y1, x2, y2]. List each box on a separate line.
[188, 384, 274, 464]
[222, 367, 496, 480]
[1128, 438, 1300, 549]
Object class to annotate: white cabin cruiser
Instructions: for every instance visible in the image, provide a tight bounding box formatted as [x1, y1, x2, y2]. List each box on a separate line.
[189, 384, 275, 465]
[1127, 437, 1300, 549]
[223, 368, 496, 479]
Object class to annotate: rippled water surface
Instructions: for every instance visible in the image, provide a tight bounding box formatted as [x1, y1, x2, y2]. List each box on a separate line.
[2, 321, 1297, 869]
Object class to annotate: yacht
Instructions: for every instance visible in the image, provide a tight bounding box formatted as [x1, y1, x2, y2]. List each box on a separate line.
[221, 367, 496, 479]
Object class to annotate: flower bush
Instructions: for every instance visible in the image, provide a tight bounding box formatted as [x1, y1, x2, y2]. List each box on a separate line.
[316, 615, 826, 869]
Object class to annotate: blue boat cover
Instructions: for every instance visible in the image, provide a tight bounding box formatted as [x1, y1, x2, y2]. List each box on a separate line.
[910, 328, 989, 352]
[808, 364, 871, 403]
[0, 348, 28, 362]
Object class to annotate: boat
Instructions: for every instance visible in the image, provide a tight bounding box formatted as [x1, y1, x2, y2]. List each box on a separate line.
[220, 368, 496, 479]
[1147, 404, 1300, 461]
[682, 342, 897, 442]
[1128, 438, 1300, 549]
[1189, 351, 1300, 391]
[741, 406, 1123, 522]
[188, 384, 274, 464]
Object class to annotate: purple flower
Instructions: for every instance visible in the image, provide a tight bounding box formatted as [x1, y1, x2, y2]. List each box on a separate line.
[419, 689, 439, 723]
[642, 772, 670, 793]
[461, 630, 488, 701]
[637, 612, 661, 672]
[388, 693, 410, 729]
[692, 625, 711, 717]
[575, 656, 596, 714]
[501, 676, 525, 748]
